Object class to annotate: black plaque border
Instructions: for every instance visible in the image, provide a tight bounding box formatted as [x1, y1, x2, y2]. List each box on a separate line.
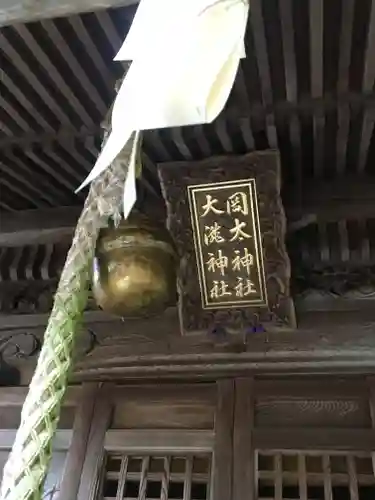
[187, 179, 268, 310]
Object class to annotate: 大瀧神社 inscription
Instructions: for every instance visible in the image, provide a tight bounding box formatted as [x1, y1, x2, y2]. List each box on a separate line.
[188, 179, 267, 309]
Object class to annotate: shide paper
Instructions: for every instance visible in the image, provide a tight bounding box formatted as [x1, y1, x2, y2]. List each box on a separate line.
[115, 0, 247, 61]
[77, 0, 249, 219]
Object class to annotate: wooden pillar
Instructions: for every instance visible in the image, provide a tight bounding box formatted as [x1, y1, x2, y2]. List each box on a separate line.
[60, 383, 99, 499]
[233, 378, 255, 500]
[212, 380, 234, 500]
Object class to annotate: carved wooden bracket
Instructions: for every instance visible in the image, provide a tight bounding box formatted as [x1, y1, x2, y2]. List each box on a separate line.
[0, 327, 99, 385]
[0, 280, 98, 315]
[0, 331, 40, 385]
[294, 265, 375, 298]
[158, 151, 296, 335]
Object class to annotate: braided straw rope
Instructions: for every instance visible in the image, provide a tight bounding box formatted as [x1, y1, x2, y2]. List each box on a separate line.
[0, 130, 136, 500]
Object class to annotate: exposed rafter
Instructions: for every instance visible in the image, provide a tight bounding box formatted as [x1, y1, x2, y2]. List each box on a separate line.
[0, 126, 99, 149]
[287, 175, 375, 225]
[0, 0, 138, 27]
[1, 174, 374, 245]
[0, 206, 81, 246]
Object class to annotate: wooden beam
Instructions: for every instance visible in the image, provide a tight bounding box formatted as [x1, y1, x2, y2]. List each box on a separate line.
[6, 298, 375, 336]
[1, 156, 68, 206]
[73, 343, 375, 381]
[2, 174, 374, 246]
[0, 430, 72, 450]
[66, 308, 375, 379]
[253, 428, 375, 451]
[1, 95, 373, 151]
[0, 386, 81, 407]
[286, 175, 375, 228]
[0, 310, 117, 329]
[336, 0, 355, 174]
[0, 126, 99, 149]
[309, 0, 324, 178]
[41, 19, 108, 115]
[225, 90, 375, 121]
[103, 429, 214, 452]
[0, 206, 80, 246]
[1, 308, 375, 379]
[0, 0, 138, 27]
[0, 30, 72, 127]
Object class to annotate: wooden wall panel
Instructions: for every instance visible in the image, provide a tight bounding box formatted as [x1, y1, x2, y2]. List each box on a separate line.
[254, 378, 372, 429]
[111, 384, 215, 430]
[79, 382, 219, 499]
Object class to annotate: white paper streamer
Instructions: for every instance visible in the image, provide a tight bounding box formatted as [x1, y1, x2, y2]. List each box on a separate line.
[123, 130, 141, 219]
[115, 0, 247, 61]
[77, 0, 249, 219]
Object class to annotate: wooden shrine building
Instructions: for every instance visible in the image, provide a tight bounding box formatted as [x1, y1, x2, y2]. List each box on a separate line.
[1, 0, 375, 498]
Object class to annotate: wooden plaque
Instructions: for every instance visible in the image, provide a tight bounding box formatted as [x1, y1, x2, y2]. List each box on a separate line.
[158, 151, 296, 335]
[188, 179, 267, 310]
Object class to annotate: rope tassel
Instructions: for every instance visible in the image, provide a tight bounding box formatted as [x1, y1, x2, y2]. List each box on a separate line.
[0, 1, 249, 497]
[0, 132, 137, 500]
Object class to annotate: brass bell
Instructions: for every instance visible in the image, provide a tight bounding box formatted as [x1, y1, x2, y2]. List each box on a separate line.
[92, 214, 177, 317]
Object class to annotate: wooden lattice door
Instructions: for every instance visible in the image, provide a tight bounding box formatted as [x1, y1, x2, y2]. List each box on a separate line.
[73, 377, 375, 500]
[77, 382, 231, 500]
[100, 452, 212, 499]
[232, 378, 375, 500]
[256, 450, 375, 500]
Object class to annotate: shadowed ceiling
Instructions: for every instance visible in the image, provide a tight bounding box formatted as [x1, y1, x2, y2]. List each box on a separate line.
[1, 0, 375, 274]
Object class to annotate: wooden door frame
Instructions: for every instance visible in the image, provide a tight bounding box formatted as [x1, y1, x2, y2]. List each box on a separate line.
[54, 375, 375, 499]
[76, 380, 234, 500]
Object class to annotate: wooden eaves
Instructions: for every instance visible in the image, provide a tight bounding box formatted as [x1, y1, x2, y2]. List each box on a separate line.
[0, 0, 138, 27]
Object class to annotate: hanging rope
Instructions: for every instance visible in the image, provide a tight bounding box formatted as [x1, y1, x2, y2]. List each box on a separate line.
[0, 125, 137, 500]
[0, 3, 249, 497]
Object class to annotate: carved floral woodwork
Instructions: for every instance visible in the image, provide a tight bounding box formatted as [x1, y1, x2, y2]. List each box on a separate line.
[0, 328, 98, 386]
[158, 151, 296, 335]
[0, 280, 98, 315]
[0, 251, 374, 318]
[293, 265, 375, 299]
[0, 331, 40, 386]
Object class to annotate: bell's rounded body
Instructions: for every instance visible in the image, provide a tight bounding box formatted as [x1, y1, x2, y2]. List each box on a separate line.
[92, 215, 177, 317]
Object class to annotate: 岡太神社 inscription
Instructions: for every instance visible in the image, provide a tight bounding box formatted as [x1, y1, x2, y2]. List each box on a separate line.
[188, 179, 267, 309]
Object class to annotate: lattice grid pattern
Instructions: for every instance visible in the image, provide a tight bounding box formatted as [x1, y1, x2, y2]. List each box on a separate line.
[257, 450, 375, 500]
[101, 453, 212, 500]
